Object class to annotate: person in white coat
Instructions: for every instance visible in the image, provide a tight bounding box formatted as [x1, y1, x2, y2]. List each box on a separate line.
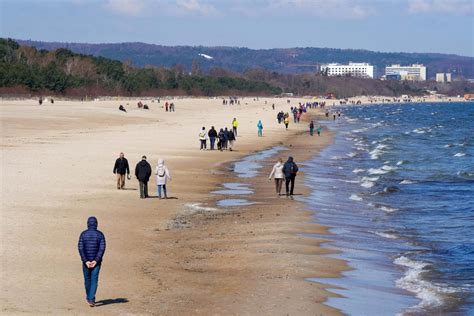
[268, 158, 284, 195]
[156, 159, 171, 199]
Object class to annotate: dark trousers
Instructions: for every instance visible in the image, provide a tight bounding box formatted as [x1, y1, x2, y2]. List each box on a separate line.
[310, 128, 314, 136]
[139, 181, 148, 198]
[200, 140, 207, 150]
[210, 137, 216, 150]
[83, 263, 101, 302]
[285, 176, 296, 195]
[233, 126, 237, 136]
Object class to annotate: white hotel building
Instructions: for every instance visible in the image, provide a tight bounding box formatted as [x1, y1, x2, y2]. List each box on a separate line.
[321, 62, 375, 79]
[385, 64, 427, 81]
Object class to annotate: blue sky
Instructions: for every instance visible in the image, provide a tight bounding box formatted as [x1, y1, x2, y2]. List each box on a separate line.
[1, 0, 473, 56]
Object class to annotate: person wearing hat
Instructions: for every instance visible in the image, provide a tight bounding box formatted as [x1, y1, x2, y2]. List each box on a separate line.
[135, 155, 152, 198]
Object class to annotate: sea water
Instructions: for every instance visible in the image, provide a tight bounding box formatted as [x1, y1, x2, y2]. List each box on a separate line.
[304, 102, 473, 315]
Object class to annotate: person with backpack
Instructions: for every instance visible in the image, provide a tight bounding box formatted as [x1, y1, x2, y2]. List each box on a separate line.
[78, 216, 106, 307]
[269, 158, 284, 196]
[155, 159, 171, 199]
[257, 120, 263, 137]
[199, 127, 207, 150]
[218, 128, 226, 151]
[283, 156, 298, 196]
[135, 155, 152, 199]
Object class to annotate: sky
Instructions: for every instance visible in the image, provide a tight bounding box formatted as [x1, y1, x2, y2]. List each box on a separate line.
[1, 0, 473, 56]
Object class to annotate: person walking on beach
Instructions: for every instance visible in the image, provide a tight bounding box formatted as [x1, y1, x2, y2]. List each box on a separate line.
[228, 128, 236, 151]
[113, 152, 130, 189]
[257, 120, 263, 137]
[309, 121, 314, 136]
[78, 216, 106, 307]
[232, 118, 239, 137]
[218, 128, 226, 151]
[283, 156, 299, 196]
[269, 158, 284, 195]
[317, 125, 322, 136]
[135, 156, 152, 199]
[199, 127, 207, 150]
[284, 116, 290, 130]
[208, 126, 217, 150]
[155, 159, 171, 199]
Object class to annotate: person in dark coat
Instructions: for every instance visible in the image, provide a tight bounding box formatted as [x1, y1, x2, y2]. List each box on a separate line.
[113, 152, 130, 189]
[208, 126, 218, 150]
[78, 216, 106, 307]
[283, 156, 299, 196]
[135, 155, 152, 198]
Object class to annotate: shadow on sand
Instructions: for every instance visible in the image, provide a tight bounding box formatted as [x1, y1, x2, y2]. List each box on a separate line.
[95, 298, 129, 307]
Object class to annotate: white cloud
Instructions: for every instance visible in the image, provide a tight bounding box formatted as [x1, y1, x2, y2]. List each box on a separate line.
[176, 0, 218, 15]
[104, 0, 145, 16]
[271, 0, 376, 19]
[408, 0, 474, 15]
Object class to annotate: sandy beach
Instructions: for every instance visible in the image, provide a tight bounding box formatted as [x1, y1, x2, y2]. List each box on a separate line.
[1, 97, 348, 315]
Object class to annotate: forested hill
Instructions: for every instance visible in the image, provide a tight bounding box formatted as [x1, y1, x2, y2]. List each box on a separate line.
[16, 40, 474, 79]
[0, 38, 281, 96]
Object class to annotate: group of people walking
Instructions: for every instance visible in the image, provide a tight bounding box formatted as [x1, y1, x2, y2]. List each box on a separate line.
[199, 118, 238, 151]
[113, 153, 171, 199]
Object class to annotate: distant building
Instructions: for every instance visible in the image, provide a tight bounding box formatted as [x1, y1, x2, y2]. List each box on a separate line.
[385, 64, 427, 81]
[321, 62, 375, 79]
[436, 73, 452, 83]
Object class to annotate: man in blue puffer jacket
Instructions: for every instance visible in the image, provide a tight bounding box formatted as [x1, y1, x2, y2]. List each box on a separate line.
[78, 216, 106, 307]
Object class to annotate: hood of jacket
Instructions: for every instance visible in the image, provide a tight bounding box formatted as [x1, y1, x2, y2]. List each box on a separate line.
[138, 160, 149, 167]
[287, 156, 294, 163]
[87, 216, 98, 230]
[157, 159, 164, 167]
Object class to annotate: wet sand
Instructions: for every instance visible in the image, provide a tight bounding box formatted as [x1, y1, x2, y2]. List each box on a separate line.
[1, 97, 347, 315]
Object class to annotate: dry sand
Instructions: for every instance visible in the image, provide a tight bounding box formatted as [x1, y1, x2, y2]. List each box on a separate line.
[1, 97, 347, 315]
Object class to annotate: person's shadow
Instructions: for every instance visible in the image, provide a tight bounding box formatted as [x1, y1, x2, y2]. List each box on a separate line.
[94, 298, 129, 307]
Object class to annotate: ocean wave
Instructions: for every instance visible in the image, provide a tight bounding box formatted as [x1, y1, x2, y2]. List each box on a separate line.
[368, 167, 390, 175]
[457, 171, 474, 179]
[352, 168, 365, 174]
[400, 180, 417, 185]
[443, 144, 454, 148]
[347, 152, 357, 158]
[373, 231, 398, 239]
[360, 176, 379, 188]
[453, 153, 466, 157]
[394, 256, 459, 310]
[379, 206, 399, 213]
[349, 194, 363, 201]
[396, 160, 406, 165]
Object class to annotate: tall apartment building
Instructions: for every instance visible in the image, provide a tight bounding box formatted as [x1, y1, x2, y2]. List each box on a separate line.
[321, 62, 375, 79]
[385, 64, 427, 81]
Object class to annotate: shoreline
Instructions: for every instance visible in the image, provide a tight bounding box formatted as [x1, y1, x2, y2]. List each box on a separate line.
[1, 97, 348, 314]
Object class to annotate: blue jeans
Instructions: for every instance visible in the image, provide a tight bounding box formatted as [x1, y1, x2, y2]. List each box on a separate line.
[157, 184, 167, 198]
[210, 137, 216, 150]
[82, 263, 101, 302]
[258, 128, 263, 136]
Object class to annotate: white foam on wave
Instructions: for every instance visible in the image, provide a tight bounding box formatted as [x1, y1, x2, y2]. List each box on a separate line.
[349, 194, 363, 201]
[379, 206, 399, 213]
[396, 160, 405, 165]
[347, 152, 357, 158]
[360, 176, 379, 188]
[454, 153, 466, 157]
[413, 128, 426, 134]
[352, 168, 365, 174]
[373, 231, 398, 239]
[368, 167, 389, 175]
[400, 180, 417, 185]
[394, 256, 458, 310]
